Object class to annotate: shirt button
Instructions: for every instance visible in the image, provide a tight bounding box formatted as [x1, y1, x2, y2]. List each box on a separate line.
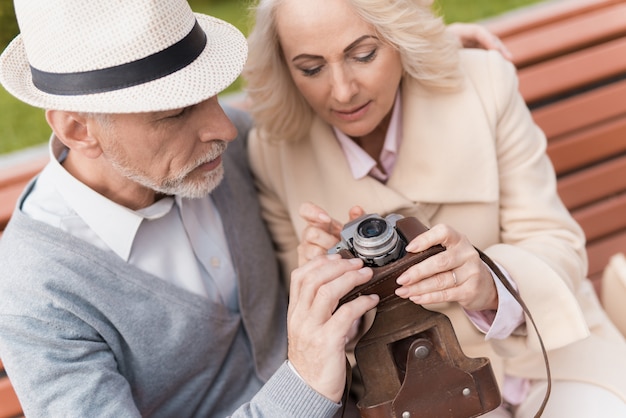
[210, 256, 221, 268]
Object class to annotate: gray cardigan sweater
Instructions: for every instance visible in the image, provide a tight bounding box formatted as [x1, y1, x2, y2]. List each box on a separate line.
[0, 108, 339, 417]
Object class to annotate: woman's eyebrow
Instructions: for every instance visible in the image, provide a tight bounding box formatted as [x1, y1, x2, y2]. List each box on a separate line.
[343, 35, 379, 53]
[292, 35, 379, 62]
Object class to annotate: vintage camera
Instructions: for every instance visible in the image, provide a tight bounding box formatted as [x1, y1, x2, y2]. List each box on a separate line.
[331, 213, 446, 305]
[331, 213, 501, 418]
[330, 213, 406, 267]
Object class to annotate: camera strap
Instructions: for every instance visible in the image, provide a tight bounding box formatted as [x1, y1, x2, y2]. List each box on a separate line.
[475, 247, 551, 417]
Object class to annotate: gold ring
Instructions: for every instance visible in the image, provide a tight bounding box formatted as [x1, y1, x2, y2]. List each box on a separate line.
[452, 270, 458, 286]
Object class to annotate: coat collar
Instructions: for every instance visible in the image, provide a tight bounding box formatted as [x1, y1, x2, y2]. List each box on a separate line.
[305, 74, 499, 222]
[388, 77, 499, 203]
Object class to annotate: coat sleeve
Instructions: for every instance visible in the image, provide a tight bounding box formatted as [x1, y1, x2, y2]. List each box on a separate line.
[471, 50, 591, 353]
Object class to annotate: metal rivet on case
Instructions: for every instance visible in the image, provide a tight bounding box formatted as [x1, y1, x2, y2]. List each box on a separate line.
[413, 345, 429, 359]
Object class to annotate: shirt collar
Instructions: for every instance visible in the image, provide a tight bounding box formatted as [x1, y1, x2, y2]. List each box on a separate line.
[333, 91, 403, 181]
[48, 135, 175, 261]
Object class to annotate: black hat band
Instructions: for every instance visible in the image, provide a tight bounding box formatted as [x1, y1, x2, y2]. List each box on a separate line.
[30, 20, 207, 96]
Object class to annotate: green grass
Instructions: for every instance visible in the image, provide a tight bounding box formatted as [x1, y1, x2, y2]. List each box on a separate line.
[0, 0, 545, 155]
[436, 0, 545, 23]
[0, 92, 50, 154]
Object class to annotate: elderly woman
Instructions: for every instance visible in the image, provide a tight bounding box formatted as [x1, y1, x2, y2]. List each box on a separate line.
[244, 0, 626, 416]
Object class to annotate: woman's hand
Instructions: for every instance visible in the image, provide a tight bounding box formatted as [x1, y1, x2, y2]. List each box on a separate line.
[297, 202, 365, 267]
[394, 223, 499, 312]
[447, 22, 513, 60]
[287, 254, 378, 402]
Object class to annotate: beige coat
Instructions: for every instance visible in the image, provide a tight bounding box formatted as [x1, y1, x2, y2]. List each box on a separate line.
[248, 49, 626, 400]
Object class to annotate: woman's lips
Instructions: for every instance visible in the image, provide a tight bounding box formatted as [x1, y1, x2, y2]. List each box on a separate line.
[333, 101, 370, 121]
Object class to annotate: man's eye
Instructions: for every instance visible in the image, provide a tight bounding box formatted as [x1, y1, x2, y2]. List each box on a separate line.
[168, 109, 187, 119]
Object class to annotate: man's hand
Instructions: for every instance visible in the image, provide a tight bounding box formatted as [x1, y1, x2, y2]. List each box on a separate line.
[447, 22, 513, 60]
[287, 254, 379, 402]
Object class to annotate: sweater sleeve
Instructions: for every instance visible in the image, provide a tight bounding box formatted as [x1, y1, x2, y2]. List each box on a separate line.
[229, 362, 340, 417]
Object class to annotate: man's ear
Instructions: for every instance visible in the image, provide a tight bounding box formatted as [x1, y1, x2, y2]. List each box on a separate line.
[45, 110, 103, 159]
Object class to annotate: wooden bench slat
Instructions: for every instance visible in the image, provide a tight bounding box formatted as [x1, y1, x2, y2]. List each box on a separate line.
[0, 377, 22, 418]
[518, 36, 626, 104]
[573, 191, 626, 241]
[0, 157, 47, 189]
[558, 154, 626, 210]
[547, 116, 626, 175]
[531, 77, 626, 139]
[0, 361, 22, 418]
[0, 379, 22, 418]
[587, 228, 626, 279]
[487, 0, 625, 38]
[0, 182, 31, 231]
[0, 157, 47, 231]
[501, 3, 626, 68]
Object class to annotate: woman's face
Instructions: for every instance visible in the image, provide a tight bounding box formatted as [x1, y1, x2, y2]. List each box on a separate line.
[275, 0, 403, 139]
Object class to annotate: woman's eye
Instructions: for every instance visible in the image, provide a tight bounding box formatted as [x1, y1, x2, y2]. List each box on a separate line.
[301, 66, 322, 77]
[355, 48, 377, 63]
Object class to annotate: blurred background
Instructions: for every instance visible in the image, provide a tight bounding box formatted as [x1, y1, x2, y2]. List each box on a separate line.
[0, 0, 545, 155]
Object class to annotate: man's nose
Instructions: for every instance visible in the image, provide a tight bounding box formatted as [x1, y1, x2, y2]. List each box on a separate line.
[197, 97, 238, 143]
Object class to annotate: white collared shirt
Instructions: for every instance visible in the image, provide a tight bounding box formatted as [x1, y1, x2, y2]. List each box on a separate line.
[22, 136, 238, 311]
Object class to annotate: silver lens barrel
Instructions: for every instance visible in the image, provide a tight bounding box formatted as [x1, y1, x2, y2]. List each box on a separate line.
[353, 218, 397, 257]
[352, 216, 404, 266]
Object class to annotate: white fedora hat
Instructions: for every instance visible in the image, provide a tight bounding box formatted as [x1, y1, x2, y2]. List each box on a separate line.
[0, 0, 247, 113]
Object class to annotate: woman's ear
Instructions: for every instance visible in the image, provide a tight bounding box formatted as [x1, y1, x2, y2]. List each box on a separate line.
[45, 110, 103, 159]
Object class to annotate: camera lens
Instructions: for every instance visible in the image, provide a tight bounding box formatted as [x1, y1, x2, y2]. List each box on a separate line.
[352, 216, 403, 266]
[358, 218, 387, 239]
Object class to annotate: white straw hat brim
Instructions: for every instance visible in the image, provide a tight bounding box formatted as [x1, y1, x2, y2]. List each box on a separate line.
[0, 14, 247, 113]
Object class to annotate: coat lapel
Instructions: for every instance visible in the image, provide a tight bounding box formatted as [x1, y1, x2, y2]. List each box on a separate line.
[388, 77, 499, 204]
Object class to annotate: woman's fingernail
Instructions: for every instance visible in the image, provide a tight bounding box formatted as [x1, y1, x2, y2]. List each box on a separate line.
[318, 213, 331, 222]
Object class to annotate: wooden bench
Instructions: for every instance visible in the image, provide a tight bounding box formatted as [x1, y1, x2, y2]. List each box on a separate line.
[0, 155, 47, 236]
[486, 0, 626, 299]
[2, 0, 626, 414]
[0, 360, 23, 418]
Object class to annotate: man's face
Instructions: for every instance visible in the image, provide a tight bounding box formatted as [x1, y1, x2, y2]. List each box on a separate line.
[91, 96, 237, 200]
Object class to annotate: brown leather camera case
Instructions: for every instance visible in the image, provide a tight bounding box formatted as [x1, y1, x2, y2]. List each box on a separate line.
[338, 217, 501, 418]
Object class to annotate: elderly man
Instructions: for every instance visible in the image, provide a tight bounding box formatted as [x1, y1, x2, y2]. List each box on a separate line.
[0, 0, 377, 416]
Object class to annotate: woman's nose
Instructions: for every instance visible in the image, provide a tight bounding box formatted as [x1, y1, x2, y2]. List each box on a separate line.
[330, 65, 358, 103]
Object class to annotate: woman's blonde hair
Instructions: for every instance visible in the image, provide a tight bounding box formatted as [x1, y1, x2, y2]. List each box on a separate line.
[243, 0, 463, 142]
